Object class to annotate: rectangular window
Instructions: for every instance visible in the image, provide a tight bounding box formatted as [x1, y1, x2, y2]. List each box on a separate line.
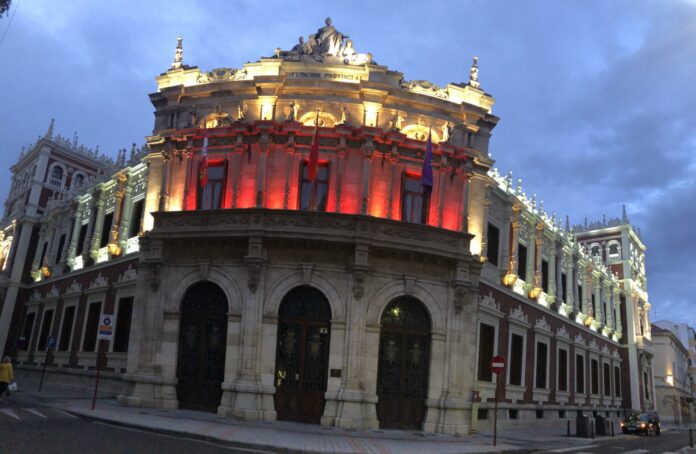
[603, 363, 611, 396]
[100, 212, 114, 248]
[113, 297, 134, 353]
[477, 408, 488, 420]
[477, 323, 495, 382]
[535, 341, 548, 389]
[536, 409, 544, 419]
[401, 174, 429, 224]
[37, 309, 54, 351]
[578, 285, 583, 308]
[561, 272, 567, 302]
[558, 348, 568, 391]
[518, 244, 527, 280]
[576, 354, 585, 394]
[509, 334, 524, 386]
[541, 260, 549, 293]
[299, 162, 329, 211]
[82, 302, 102, 352]
[643, 371, 650, 400]
[487, 223, 500, 266]
[129, 199, 144, 238]
[76, 223, 88, 256]
[20, 312, 36, 351]
[198, 163, 226, 210]
[591, 294, 596, 316]
[509, 409, 518, 419]
[591, 359, 599, 394]
[614, 366, 621, 397]
[39, 242, 48, 266]
[58, 306, 76, 351]
[55, 234, 66, 264]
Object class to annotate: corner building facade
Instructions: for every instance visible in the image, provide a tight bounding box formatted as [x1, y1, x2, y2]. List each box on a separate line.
[0, 21, 653, 434]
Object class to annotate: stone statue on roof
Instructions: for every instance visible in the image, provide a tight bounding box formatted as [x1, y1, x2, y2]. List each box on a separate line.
[171, 36, 183, 70]
[274, 18, 373, 66]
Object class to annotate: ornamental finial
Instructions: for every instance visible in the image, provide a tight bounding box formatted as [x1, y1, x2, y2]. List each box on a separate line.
[171, 36, 183, 70]
[469, 56, 480, 88]
[44, 118, 55, 139]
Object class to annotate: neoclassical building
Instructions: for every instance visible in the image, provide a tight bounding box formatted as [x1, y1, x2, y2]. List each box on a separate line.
[0, 20, 655, 434]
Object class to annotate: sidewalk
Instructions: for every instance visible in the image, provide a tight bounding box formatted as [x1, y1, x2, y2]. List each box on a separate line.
[12, 378, 603, 454]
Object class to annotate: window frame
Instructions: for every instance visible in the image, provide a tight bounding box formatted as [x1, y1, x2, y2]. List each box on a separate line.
[57, 302, 78, 352]
[486, 222, 501, 266]
[602, 360, 612, 397]
[80, 299, 104, 353]
[128, 196, 145, 238]
[533, 337, 550, 390]
[19, 310, 38, 351]
[590, 356, 600, 396]
[400, 172, 430, 224]
[298, 161, 330, 212]
[575, 350, 586, 396]
[557, 345, 570, 392]
[36, 306, 56, 352]
[197, 161, 227, 210]
[507, 325, 528, 387]
[517, 243, 528, 281]
[111, 290, 136, 353]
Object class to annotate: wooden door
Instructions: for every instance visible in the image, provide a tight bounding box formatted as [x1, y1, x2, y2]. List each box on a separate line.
[176, 282, 228, 412]
[376, 298, 431, 430]
[274, 286, 331, 424]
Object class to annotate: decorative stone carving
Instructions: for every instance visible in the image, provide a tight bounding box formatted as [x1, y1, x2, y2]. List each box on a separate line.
[400, 79, 449, 100]
[301, 263, 314, 284]
[65, 280, 82, 297]
[556, 325, 570, 340]
[601, 345, 610, 355]
[478, 291, 500, 312]
[534, 316, 551, 332]
[286, 100, 300, 122]
[237, 101, 248, 121]
[89, 273, 109, 290]
[468, 56, 480, 88]
[247, 261, 262, 293]
[612, 349, 620, 359]
[574, 333, 586, 345]
[509, 305, 528, 324]
[589, 339, 599, 351]
[337, 106, 351, 126]
[46, 286, 60, 299]
[116, 265, 138, 283]
[352, 269, 365, 299]
[403, 275, 415, 295]
[29, 291, 42, 302]
[171, 36, 183, 70]
[275, 17, 373, 66]
[441, 122, 453, 144]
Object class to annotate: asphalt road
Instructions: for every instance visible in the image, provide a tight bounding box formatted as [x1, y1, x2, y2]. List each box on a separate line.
[543, 429, 694, 453]
[0, 394, 273, 454]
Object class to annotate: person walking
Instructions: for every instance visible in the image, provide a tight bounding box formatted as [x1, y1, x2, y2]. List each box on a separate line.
[0, 356, 14, 400]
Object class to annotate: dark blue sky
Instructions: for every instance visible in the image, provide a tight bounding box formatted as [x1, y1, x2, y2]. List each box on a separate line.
[1, 1, 694, 326]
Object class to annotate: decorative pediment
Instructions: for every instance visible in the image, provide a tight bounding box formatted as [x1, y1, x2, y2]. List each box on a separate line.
[117, 265, 138, 284]
[589, 339, 599, 351]
[478, 291, 500, 312]
[612, 349, 621, 359]
[46, 286, 60, 299]
[89, 273, 109, 290]
[574, 333, 586, 346]
[535, 316, 552, 333]
[509, 305, 528, 324]
[601, 345, 610, 355]
[64, 280, 82, 297]
[29, 291, 42, 302]
[556, 325, 571, 340]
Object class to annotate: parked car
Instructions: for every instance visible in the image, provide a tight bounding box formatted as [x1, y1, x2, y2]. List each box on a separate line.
[620, 412, 661, 436]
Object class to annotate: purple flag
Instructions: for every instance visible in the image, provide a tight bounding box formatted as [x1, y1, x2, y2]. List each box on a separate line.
[421, 128, 433, 193]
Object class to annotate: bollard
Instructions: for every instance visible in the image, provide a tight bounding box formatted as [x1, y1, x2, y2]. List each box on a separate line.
[689, 427, 693, 448]
[567, 419, 570, 437]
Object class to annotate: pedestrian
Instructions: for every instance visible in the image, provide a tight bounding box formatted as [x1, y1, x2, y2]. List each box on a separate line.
[0, 356, 14, 400]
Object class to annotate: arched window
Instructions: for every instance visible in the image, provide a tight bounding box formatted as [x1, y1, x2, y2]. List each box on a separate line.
[591, 245, 600, 257]
[51, 166, 63, 180]
[73, 174, 84, 189]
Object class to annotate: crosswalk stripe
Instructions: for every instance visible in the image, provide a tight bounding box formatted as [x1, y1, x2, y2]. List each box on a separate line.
[547, 446, 598, 453]
[51, 408, 78, 418]
[619, 450, 649, 454]
[0, 408, 20, 420]
[24, 408, 47, 418]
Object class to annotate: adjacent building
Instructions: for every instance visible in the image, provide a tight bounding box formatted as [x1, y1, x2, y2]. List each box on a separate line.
[0, 20, 657, 434]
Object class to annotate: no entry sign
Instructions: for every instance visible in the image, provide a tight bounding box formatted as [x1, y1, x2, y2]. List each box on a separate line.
[489, 355, 506, 375]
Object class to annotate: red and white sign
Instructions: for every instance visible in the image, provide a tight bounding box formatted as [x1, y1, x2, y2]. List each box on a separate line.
[489, 355, 506, 375]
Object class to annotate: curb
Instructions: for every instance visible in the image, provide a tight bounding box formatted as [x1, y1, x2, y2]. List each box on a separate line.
[59, 407, 533, 454]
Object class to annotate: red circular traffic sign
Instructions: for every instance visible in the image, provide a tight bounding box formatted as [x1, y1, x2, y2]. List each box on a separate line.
[489, 355, 506, 375]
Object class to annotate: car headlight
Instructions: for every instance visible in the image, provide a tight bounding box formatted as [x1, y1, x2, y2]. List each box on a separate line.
[640, 423, 646, 428]
[620, 422, 624, 427]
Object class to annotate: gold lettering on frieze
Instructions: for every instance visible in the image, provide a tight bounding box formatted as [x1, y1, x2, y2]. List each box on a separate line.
[284, 71, 363, 83]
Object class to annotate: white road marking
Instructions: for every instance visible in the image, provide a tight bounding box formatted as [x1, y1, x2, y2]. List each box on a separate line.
[51, 408, 78, 418]
[24, 408, 47, 418]
[618, 450, 649, 454]
[547, 446, 598, 453]
[0, 408, 20, 420]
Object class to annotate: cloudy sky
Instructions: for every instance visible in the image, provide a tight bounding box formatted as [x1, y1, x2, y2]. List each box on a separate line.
[0, 1, 694, 326]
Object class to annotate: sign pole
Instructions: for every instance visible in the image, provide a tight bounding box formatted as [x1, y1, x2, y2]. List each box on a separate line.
[91, 354, 101, 411]
[489, 355, 506, 448]
[38, 336, 56, 392]
[92, 313, 113, 410]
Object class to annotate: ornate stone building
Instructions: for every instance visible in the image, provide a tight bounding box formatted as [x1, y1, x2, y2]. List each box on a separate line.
[0, 19, 654, 434]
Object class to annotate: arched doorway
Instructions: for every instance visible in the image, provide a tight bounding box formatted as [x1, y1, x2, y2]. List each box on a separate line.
[376, 297, 431, 430]
[274, 286, 331, 424]
[176, 282, 228, 412]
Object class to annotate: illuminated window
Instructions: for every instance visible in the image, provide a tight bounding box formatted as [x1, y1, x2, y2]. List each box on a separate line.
[401, 174, 429, 224]
[197, 163, 226, 210]
[299, 162, 329, 211]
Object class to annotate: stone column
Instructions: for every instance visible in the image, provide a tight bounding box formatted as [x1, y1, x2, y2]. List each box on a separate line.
[256, 141, 269, 208]
[109, 174, 128, 256]
[594, 277, 603, 325]
[385, 153, 397, 220]
[232, 145, 243, 208]
[334, 148, 346, 213]
[614, 289, 622, 334]
[503, 203, 521, 285]
[436, 167, 448, 228]
[531, 222, 543, 297]
[526, 220, 535, 284]
[555, 245, 564, 303]
[548, 242, 557, 303]
[66, 202, 84, 269]
[117, 178, 134, 252]
[158, 153, 171, 212]
[572, 257, 580, 313]
[284, 145, 295, 210]
[88, 191, 106, 262]
[360, 141, 374, 215]
[31, 223, 48, 274]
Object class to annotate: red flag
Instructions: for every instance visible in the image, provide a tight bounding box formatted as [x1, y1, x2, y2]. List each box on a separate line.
[307, 115, 320, 182]
[199, 135, 209, 187]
